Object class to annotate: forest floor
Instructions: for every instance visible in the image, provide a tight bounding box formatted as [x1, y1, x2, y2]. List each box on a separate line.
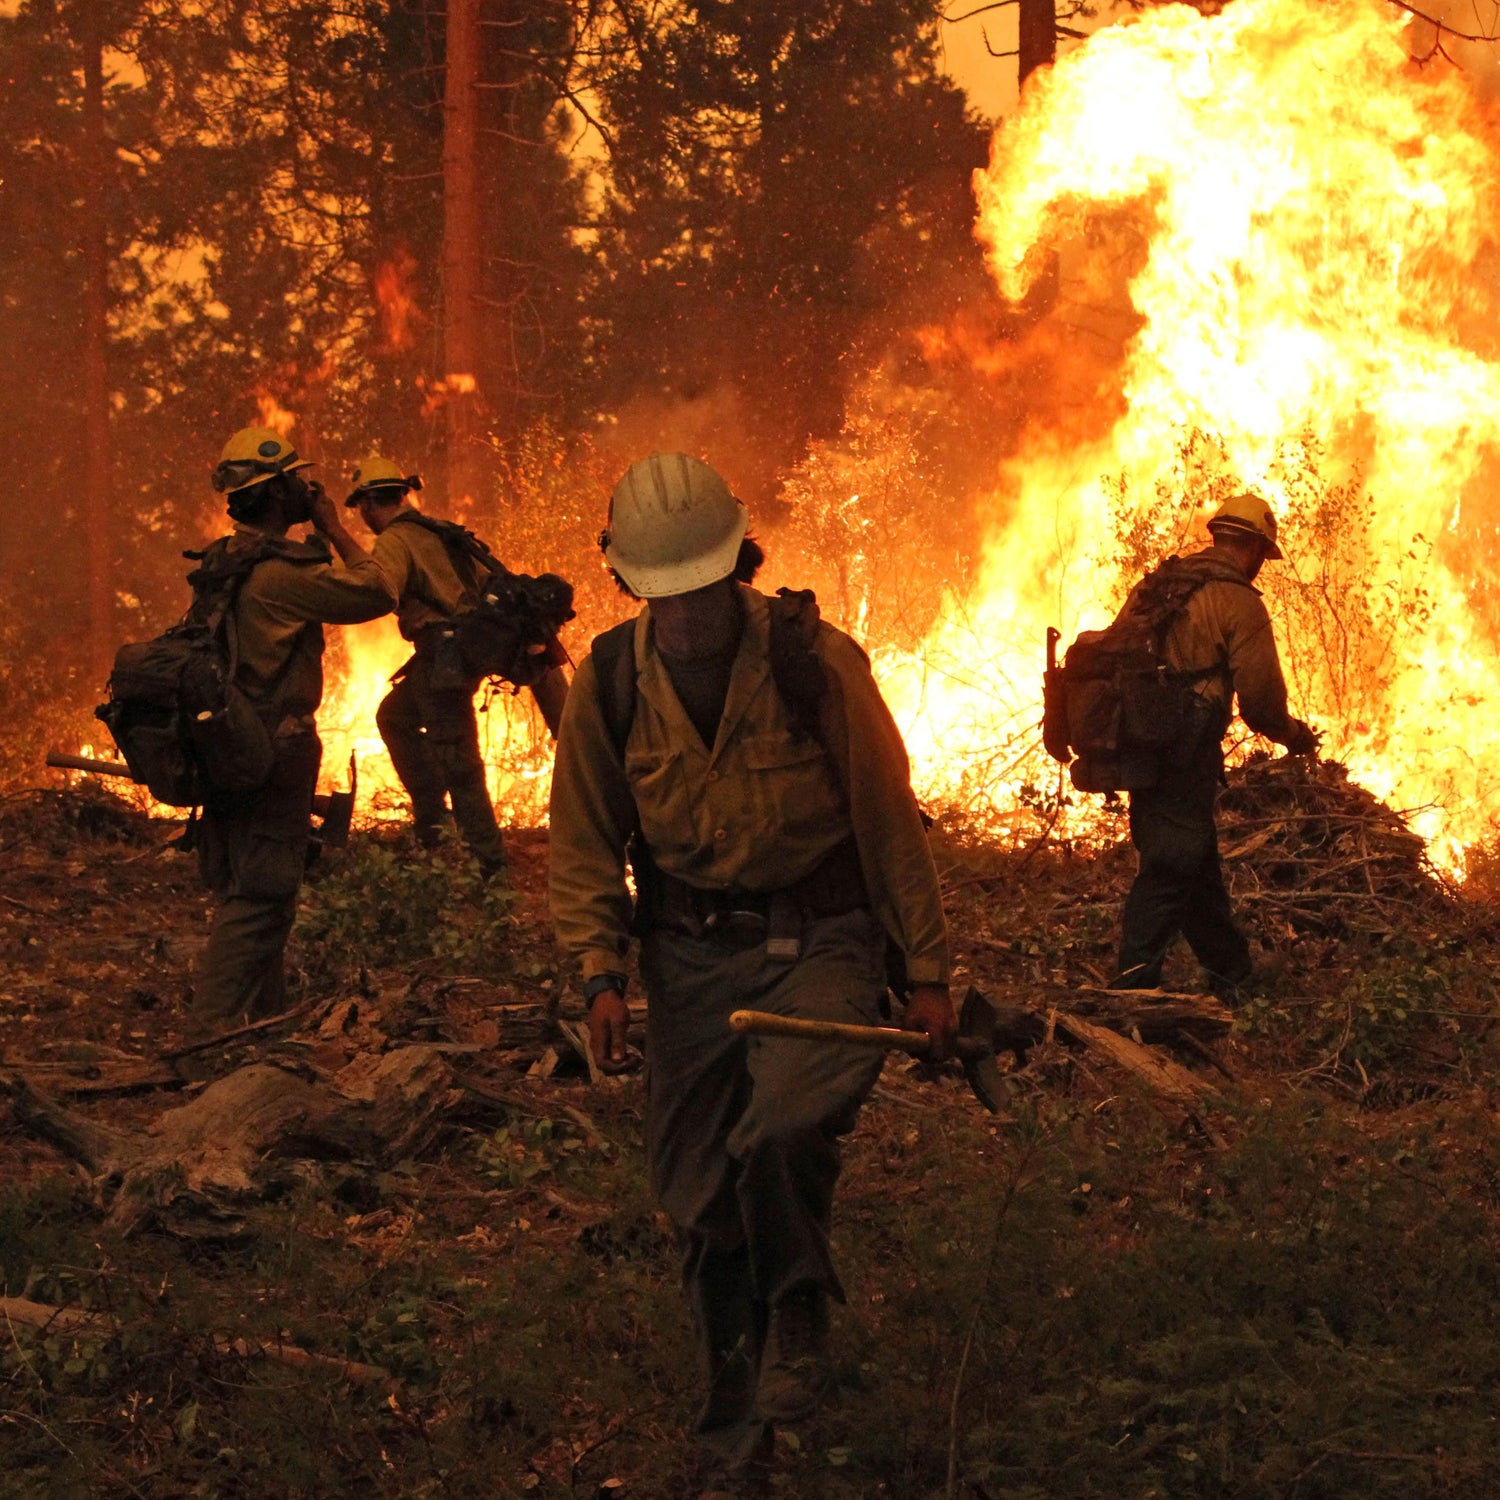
[4, 762, 1500, 1500]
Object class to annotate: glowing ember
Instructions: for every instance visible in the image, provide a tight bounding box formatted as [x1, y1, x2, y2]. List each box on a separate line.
[878, 0, 1500, 873]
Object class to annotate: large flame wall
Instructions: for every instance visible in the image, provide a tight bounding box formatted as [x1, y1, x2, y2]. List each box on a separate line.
[880, 0, 1500, 869]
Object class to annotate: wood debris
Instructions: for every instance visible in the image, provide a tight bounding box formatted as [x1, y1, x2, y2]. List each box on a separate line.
[1218, 752, 1450, 933]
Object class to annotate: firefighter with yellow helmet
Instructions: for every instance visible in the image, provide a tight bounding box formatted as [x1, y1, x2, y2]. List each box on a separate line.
[549, 453, 954, 1464]
[346, 455, 564, 877]
[194, 427, 394, 1023]
[1111, 490, 1318, 993]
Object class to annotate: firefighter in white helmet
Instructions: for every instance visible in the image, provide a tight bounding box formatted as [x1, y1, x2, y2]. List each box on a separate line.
[195, 427, 394, 1024]
[1112, 490, 1318, 993]
[549, 453, 954, 1463]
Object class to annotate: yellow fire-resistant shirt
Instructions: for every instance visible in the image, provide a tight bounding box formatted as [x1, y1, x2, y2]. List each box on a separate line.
[371, 507, 480, 641]
[549, 585, 951, 988]
[226, 525, 395, 723]
[1137, 547, 1297, 743]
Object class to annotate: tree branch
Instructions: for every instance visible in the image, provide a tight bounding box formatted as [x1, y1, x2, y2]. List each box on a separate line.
[982, 24, 1020, 58]
[1386, 0, 1500, 43]
[943, 0, 1020, 21]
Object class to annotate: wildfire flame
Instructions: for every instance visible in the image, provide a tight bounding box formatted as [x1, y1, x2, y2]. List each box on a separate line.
[315, 617, 556, 827]
[373, 246, 421, 353]
[300, 0, 1500, 868]
[254, 391, 298, 436]
[878, 0, 1500, 873]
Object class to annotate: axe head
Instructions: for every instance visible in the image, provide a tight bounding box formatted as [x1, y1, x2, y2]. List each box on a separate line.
[311, 753, 358, 849]
[958, 985, 1007, 1115]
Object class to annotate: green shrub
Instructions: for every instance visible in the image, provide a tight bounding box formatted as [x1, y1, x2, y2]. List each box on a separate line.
[296, 833, 516, 983]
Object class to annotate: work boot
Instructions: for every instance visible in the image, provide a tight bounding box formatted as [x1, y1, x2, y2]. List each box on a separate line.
[1205, 957, 1259, 1005]
[693, 1410, 774, 1494]
[756, 1285, 833, 1422]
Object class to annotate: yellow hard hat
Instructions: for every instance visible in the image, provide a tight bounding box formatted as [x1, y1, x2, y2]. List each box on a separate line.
[1208, 491, 1283, 560]
[212, 427, 315, 495]
[346, 455, 422, 506]
[601, 453, 748, 598]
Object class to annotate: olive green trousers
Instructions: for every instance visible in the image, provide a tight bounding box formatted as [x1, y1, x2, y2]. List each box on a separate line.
[377, 650, 504, 871]
[195, 732, 320, 1024]
[640, 907, 886, 1458]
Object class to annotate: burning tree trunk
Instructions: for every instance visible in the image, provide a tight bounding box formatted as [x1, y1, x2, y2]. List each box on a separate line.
[79, 0, 112, 685]
[1017, 0, 1057, 85]
[442, 0, 483, 511]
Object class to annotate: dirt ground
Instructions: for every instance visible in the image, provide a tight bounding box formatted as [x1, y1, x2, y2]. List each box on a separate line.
[3, 776, 1500, 1499]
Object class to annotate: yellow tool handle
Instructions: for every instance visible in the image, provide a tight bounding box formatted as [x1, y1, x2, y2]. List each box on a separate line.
[729, 1009, 934, 1057]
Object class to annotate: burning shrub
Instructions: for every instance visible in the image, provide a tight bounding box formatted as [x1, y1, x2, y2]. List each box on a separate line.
[0, 594, 104, 795]
[474, 422, 635, 644]
[777, 383, 977, 649]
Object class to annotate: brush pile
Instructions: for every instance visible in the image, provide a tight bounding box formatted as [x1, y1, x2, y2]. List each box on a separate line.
[1218, 752, 1449, 937]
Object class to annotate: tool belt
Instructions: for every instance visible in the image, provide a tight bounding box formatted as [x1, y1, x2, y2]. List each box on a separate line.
[644, 837, 868, 959]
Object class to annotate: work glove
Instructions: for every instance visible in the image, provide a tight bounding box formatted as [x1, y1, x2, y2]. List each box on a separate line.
[306, 481, 340, 536]
[1283, 719, 1320, 757]
[902, 983, 958, 1063]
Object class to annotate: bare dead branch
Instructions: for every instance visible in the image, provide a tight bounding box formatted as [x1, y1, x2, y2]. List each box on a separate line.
[944, 0, 1019, 18]
[1386, 0, 1500, 42]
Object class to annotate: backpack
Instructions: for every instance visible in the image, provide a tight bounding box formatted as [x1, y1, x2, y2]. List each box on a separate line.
[95, 537, 319, 806]
[1042, 555, 1244, 794]
[386, 512, 575, 687]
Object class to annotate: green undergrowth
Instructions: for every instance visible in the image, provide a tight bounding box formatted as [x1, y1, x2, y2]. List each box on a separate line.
[295, 831, 518, 987]
[5, 1085, 1500, 1497]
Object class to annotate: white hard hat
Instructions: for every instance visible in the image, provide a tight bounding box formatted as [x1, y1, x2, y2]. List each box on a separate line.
[601, 453, 748, 598]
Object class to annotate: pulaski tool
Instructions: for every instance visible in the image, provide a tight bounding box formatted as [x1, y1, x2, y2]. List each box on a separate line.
[729, 986, 1006, 1113]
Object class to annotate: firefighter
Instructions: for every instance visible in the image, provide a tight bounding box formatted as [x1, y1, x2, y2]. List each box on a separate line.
[1114, 491, 1318, 994]
[347, 456, 535, 877]
[197, 427, 395, 1025]
[549, 453, 955, 1464]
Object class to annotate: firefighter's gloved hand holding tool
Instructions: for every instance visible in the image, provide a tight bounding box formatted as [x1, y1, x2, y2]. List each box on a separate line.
[729, 986, 1006, 1113]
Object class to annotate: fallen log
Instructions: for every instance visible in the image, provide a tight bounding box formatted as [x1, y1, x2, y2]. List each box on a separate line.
[0, 1295, 104, 1338]
[7, 1061, 184, 1097]
[979, 986, 1232, 1060]
[1051, 1010, 1225, 1144]
[1051, 1012, 1220, 1111]
[1, 1045, 456, 1236]
[212, 1334, 397, 1392]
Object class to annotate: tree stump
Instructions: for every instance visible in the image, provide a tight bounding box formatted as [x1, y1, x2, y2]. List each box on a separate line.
[1, 1045, 455, 1237]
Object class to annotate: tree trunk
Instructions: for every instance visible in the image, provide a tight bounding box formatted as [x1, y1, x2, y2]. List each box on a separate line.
[442, 0, 483, 512]
[80, 0, 112, 685]
[1017, 0, 1057, 88]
